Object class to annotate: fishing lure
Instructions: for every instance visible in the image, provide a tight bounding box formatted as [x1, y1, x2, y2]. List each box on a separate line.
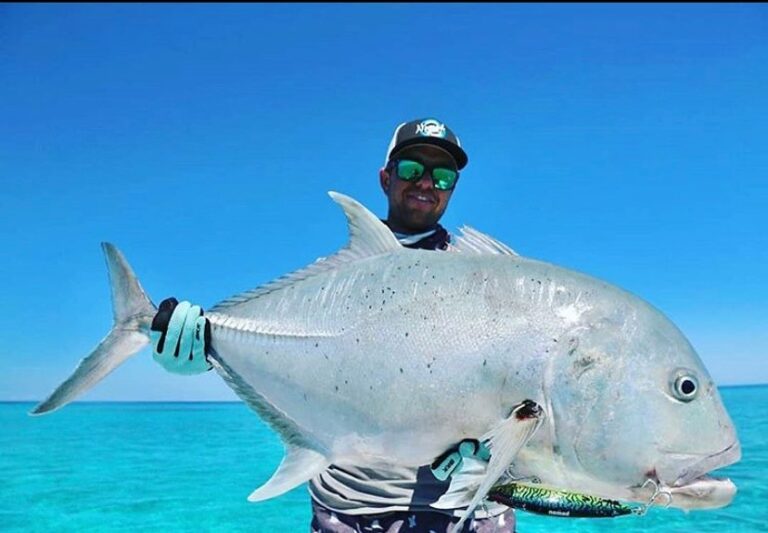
[487, 482, 639, 518]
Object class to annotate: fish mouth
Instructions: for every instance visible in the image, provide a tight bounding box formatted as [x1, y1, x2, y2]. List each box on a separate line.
[671, 441, 741, 488]
[666, 474, 738, 510]
[639, 441, 741, 510]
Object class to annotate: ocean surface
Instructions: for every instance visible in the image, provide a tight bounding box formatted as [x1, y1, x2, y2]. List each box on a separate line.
[2, 386, 765, 532]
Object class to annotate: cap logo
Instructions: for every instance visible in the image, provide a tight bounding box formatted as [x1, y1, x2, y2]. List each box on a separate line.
[415, 119, 447, 139]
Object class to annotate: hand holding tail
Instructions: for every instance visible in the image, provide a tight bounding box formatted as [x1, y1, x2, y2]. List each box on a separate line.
[150, 297, 212, 375]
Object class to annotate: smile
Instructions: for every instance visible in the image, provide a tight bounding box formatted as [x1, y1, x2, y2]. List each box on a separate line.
[406, 193, 436, 205]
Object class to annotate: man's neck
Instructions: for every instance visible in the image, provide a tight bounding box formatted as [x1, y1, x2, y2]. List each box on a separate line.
[382, 219, 439, 236]
[382, 219, 450, 250]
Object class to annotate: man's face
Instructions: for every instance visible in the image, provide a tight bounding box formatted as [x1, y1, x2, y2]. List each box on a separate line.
[379, 144, 458, 234]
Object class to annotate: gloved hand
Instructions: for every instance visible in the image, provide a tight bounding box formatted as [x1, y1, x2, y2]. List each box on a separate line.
[150, 297, 213, 375]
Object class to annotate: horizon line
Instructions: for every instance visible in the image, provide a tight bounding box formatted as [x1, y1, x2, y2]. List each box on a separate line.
[4, 382, 766, 404]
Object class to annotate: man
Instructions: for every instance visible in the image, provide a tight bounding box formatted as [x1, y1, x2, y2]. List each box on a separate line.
[150, 118, 516, 532]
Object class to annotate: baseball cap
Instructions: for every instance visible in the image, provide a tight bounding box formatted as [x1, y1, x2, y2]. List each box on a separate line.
[385, 118, 468, 170]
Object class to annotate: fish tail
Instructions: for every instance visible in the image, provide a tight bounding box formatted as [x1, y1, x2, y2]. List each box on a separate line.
[30, 243, 157, 415]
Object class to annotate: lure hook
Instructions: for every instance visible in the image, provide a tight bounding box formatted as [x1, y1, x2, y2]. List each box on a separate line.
[501, 468, 540, 485]
[633, 478, 673, 515]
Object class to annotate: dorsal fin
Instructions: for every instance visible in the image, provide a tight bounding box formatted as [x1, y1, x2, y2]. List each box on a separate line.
[329, 191, 402, 257]
[211, 192, 402, 312]
[451, 226, 519, 256]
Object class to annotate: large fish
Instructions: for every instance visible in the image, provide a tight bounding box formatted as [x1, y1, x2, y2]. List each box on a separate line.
[32, 192, 740, 530]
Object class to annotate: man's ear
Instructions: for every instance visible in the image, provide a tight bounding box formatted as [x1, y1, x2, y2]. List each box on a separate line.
[379, 168, 390, 194]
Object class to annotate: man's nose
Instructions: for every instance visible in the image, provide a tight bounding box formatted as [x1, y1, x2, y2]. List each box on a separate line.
[414, 171, 435, 189]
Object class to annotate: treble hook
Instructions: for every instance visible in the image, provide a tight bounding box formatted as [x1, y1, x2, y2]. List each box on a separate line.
[633, 479, 673, 515]
[500, 468, 541, 485]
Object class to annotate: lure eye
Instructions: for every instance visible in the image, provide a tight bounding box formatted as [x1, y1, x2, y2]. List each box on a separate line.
[672, 374, 699, 402]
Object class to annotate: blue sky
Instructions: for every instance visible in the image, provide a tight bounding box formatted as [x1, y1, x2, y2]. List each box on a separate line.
[1, 4, 766, 401]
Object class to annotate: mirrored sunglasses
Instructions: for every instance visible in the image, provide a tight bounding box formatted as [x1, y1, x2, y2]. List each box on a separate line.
[394, 159, 459, 191]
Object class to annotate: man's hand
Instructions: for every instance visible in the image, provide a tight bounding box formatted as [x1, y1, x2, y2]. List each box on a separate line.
[150, 297, 213, 375]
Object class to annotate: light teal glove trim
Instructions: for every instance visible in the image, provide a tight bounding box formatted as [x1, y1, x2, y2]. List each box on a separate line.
[431, 439, 491, 481]
[161, 300, 191, 359]
[191, 316, 208, 364]
[151, 301, 211, 375]
[174, 304, 200, 371]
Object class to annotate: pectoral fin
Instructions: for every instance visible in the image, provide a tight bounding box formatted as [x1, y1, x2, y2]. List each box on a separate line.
[247, 445, 330, 502]
[448, 400, 544, 532]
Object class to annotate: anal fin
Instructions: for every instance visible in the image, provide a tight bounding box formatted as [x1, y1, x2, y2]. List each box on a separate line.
[207, 350, 331, 502]
[248, 445, 330, 502]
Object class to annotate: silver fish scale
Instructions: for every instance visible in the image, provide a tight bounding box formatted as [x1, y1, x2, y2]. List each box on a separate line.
[205, 249, 622, 465]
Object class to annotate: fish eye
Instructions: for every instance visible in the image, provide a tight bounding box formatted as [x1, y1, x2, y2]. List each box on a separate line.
[672, 373, 699, 402]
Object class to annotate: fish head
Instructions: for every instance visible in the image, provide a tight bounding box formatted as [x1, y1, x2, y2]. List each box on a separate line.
[542, 303, 740, 510]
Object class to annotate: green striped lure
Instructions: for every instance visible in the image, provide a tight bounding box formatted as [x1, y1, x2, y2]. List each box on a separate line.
[487, 482, 641, 518]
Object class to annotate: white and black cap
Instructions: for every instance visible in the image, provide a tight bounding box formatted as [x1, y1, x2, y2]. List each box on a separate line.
[385, 118, 468, 170]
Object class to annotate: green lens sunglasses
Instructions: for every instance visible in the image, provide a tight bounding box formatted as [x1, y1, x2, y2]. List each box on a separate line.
[393, 159, 459, 191]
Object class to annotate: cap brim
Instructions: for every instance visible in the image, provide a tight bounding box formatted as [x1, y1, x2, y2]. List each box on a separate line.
[389, 138, 468, 170]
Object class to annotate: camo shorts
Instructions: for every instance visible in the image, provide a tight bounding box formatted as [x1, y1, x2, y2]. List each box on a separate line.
[310, 500, 516, 533]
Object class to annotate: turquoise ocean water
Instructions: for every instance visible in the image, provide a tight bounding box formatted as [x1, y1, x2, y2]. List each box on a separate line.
[2, 386, 765, 532]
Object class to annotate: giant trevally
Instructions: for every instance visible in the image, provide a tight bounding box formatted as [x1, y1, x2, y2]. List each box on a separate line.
[32, 192, 740, 530]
